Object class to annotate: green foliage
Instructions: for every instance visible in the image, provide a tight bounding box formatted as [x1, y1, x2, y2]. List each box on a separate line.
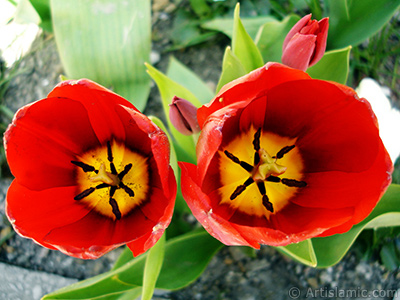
[255, 14, 300, 63]
[141, 235, 165, 300]
[202, 15, 276, 40]
[325, 0, 400, 49]
[51, 0, 152, 111]
[307, 46, 351, 84]
[166, 56, 214, 104]
[42, 231, 223, 299]
[29, 0, 52, 31]
[216, 46, 247, 92]
[232, 4, 264, 73]
[145, 62, 199, 163]
[279, 184, 400, 268]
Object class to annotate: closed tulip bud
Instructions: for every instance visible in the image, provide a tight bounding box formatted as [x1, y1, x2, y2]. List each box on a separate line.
[282, 14, 329, 71]
[169, 96, 200, 136]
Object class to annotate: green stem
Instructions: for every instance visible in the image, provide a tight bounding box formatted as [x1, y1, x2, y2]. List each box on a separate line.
[0, 105, 14, 121]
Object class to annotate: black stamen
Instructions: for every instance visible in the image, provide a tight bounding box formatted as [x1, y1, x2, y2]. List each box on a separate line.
[253, 128, 261, 151]
[254, 152, 260, 166]
[275, 145, 295, 159]
[120, 182, 135, 197]
[110, 186, 117, 197]
[230, 185, 246, 200]
[240, 161, 254, 172]
[262, 194, 274, 212]
[257, 181, 266, 195]
[71, 161, 97, 173]
[281, 178, 307, 188]
[107, 141, 113, 162]
[224, 150, 240, 164]
[118, 163, 132, 180]
[230, 177, 254, 200]
[257, 182, 274, 212]
[266, 175, 281, 183]
[95, 183, 109, 189]
[109, 198, 122, 220]
[106, 141, 118, 175]
[74, 187, 95, 200]
[224, 150, 253, 173]
[110, 163, 117, 175]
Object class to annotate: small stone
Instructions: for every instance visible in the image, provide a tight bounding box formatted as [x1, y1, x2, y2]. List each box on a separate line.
[307, 277, 318, 288]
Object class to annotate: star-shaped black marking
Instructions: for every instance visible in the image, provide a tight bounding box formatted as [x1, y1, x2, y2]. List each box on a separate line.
[224, 128, 307, 213]
[71, 141, 135, 220]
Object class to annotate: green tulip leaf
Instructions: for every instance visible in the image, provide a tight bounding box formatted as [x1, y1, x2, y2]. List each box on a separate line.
[278, 184, 400, 268]
[255, 14, 301, 63]
[326, 0, 400, 49]
[146, 63, 200, 163]
[232, 3, 264, 73]
[14, 0, 41, 25]
[42, 231, 222, 299]
[166, 56, 214, 105]
[29, 0, 51, 31]
[216, 46, 247, 93]
[154, 230, 223, 290]
[278, 239, 317, 267]
[202, 15, 276, 40]
[141, 234, 165, 300]
[51, 0, 151, 111]
[307, 46, 351, 84]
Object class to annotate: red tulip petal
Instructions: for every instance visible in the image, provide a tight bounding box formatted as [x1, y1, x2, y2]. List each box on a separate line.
[282, 14, 312, 51]
[115, 105, 173, 197]
[260, 79, 381, 173]
[48, 79, 137, 144]
[43, 206, 154, 248]
[4, 97, 100, 190]
[52, 244, 120, 259]
[291, 140, 391, 211]
[41, 167, 176, 258]
[309, 17, 329, 66]
[281, 33, 317, 71]
[128, 170, 176, 256]
[179, 162, 258, 248]
[197, 63, 311, 127]
[6, 180, 90, 244]
[270, 203, 353, 236]
[197, 103, 244, 184]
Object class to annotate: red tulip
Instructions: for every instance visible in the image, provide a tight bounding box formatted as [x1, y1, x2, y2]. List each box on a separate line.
[169, 96, 200, 135]
[180, 62, 393, 248]
[282, 14, 329, 71]
[4, 79, 176, 259]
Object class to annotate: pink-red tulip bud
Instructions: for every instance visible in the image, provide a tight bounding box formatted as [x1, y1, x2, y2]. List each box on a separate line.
[282, 14, 329, 71]
[169, 96, 200, 136]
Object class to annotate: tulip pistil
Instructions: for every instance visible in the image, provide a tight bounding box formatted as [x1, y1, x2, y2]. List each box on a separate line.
[72, 141, 147, 220]
[224, 128, 307, 213]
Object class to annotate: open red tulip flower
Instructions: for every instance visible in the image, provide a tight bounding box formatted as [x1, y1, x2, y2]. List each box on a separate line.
[179, 62, 393, 248]
[4, 79, 176, 259]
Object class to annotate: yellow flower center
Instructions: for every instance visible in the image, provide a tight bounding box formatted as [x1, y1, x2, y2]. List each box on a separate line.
[219, 127, 306, 218]
[71, 141, 149, 220]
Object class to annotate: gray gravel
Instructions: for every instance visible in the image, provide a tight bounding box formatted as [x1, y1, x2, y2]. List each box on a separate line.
[0, 262, 77, 300]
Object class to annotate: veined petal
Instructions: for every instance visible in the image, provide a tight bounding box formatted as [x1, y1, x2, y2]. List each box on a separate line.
[281, 33, 316, 71]
[183, 63, 393, 248]
[197, 63, 310, 127]
[179, 162, 257, 248]
[4, 79, 177, 259]
[4, 97, 99, 190]
[48, 79, 138, 144]
[6, 181, 90, 244]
